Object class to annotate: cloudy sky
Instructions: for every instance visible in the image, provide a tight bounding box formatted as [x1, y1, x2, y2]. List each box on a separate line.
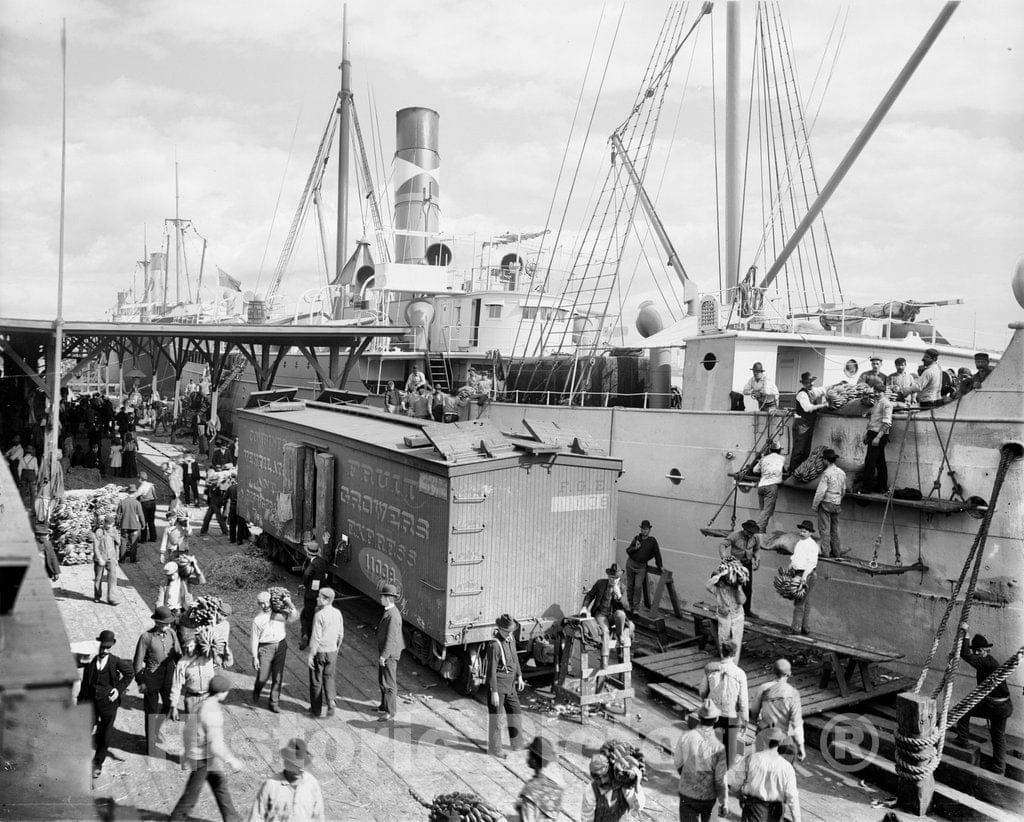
[1, 1, 1021, 350]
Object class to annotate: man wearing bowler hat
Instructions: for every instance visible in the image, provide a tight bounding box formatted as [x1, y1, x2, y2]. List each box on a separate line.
[789, 372, 828, 473]
[811, 448, 847, 558]
[485, 613, 526, 758]
[956, 624, 1014, 774]
[249, 738, 324, 822]
[719, 520, 762, 618]
[133, 606, 182, 751]
[580, 563, 630, 642]
[625, 519, 662, 614]
[788, 521, 819, 635]
[298, 534, 329, 650]
[376, 583, 404, 722]
[78, 629, 132, 778]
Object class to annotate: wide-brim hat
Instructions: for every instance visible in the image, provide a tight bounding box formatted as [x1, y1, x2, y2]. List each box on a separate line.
[741, 519, 760, 534]
[797, 520, 816, 532]
[96, 630, 116, 647]
[751, 362, 764, 371]
[281, 737, 311, 766]
[304, 541, 321, 557]
[380, 583, 399, 598]
[527, 735, 556, 768]
[605, 563, 622, 578]
[970, 633, 993, 650]
[697, 699, 721, 720]
[162, 561, 179, 575]
[821, 448, 838, 461]
[495, 613, 516, 632]
[151, 606, 175, 624]
[799, 372, 816, 384]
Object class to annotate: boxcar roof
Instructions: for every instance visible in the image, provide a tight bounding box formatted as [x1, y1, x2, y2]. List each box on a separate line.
[236, 401, 621, 470]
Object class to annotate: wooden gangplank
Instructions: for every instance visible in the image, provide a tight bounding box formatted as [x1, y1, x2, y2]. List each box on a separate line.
[635, 612, 914, 717]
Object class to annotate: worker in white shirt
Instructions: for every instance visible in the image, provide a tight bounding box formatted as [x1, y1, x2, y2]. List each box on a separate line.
[742, 363, 780, 412]
[307, 587, 343, 718]
[251, 590, 298, 713]
[811, 448, 846, 558]
[789, 521, 819, 635]
[132, 471, 159, 542]
[752, 442, 785, 533]
[859, 378, 894, 493]
[730, 728, 801, 822]
[905, 348, 943, 409]
[698, 640, 749, 767]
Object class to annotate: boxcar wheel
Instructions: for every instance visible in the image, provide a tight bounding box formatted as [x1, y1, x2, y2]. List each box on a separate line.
[453, 647, 480, 696]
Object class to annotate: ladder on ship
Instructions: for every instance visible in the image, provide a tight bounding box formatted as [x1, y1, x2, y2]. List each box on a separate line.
[427, 352, 452, 392]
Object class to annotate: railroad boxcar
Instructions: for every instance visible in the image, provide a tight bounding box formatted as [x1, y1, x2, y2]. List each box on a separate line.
[236, 400, 621, 690]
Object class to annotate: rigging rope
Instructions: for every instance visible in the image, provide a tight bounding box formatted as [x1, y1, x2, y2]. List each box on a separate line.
[254, 106, 304, 293]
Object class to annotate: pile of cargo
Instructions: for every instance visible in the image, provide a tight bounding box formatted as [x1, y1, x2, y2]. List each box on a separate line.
[825, 381, 875, 413]
[50, 484, 125, 565]
[426, 792, 502, 822]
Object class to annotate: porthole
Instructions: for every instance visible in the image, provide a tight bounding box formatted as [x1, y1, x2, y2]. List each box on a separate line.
[702, 353, 718, 371]
[668, 468, 682, 485]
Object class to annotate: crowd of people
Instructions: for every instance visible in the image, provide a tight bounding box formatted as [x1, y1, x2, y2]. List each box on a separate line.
[380, 364, 494, 423]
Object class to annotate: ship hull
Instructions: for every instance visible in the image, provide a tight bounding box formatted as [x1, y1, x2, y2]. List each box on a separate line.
[481, 399, 1024, 689]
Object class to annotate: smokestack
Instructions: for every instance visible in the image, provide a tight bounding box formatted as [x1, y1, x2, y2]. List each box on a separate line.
[393, 108, 449, 266]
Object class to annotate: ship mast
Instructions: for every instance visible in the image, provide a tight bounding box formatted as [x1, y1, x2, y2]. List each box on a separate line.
[724, 0, 742, 301]
[335, 5, 351, 281]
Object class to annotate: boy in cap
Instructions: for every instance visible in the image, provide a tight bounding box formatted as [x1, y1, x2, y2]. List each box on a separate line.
[972, 352, 993, 388]
[955, 623, 1014, 773]
[376, 583, 404, 721]
[859, 378, 893, 494]
[730, 728, 802, 822]
[307, 587, 343, 718]
[92, 514, 121, 606]
[673, 699, 727, 822]
[516, 735, 565, 821]
[789, 521, 819, 635]
[581, 749, 646, 821]
[78, 630, 132, 778]
[170, 674, 241, 822]
[133, 606, 182, 751]
[752, 659, 805, 760]
[789, 372, 827, 473]
[811, 449, 846, 557]
[157, 560, 192, 616]
[485, 613, 526, 758]
[251, 589, 298, 712]
[249, 738, 324, 822]
[742, 362, 779, 411]
[624, 519, 662, 613]
[888, 357, 914, 398]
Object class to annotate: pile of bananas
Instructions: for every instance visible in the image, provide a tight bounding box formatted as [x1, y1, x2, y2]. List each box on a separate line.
[427, 792, 502, 822]
[52, 485, 126, 565]
[598, 739, 647, 787]
[189, 595, 223, 627]
[268, 586, 292, 614]
[825, 381, 873, 410]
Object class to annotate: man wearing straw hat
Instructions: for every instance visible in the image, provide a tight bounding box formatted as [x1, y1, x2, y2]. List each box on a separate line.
[249, 738, 324, 822]
[673, 699, 728, 822]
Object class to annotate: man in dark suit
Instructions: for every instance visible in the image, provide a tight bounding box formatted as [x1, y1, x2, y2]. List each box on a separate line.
[376, 583, 405, 722]
[485, 613, 525, 758]
[580, 563, 630, 641]
[181, 453, 201, 506]
[78, 630, 133, 778]
[133, 607, 181, 752]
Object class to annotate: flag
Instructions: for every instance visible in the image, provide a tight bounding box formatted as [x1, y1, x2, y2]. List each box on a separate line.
[217, 267, 241, 291]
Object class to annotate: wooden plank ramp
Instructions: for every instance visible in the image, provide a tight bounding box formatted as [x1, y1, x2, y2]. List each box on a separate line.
[635, 632, 914, 718]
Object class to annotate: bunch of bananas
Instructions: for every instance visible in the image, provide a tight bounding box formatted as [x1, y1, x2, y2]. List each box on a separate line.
[427, 792, 502, 822]
[189, 595, 223, 627]
[598, 739, 646, 787]
[268, 586, 292, 614]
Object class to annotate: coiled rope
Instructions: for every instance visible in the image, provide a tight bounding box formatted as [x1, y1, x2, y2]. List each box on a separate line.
[894, 443, 1018, 781]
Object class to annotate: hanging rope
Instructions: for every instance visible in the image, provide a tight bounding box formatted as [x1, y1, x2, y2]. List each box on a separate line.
[894, 443, 1019, 782]
[870, 410, 916, 568]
